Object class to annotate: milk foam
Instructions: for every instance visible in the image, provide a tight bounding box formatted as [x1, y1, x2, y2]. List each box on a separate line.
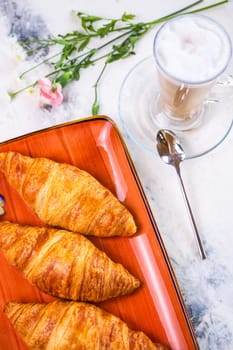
[154, 15, 232, 83]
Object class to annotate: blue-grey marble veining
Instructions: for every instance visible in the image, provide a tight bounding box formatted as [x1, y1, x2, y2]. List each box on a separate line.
[170, 255, 233, 350]
[0, 0, 49, 57]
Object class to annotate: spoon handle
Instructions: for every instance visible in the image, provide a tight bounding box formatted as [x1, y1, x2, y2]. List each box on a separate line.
[176, 167, 206, 260]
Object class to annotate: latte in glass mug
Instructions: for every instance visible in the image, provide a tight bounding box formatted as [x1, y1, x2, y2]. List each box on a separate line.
[153, 14, 232, 125]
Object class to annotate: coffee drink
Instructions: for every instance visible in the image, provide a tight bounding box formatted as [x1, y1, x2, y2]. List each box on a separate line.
[153, 15, 232, 123]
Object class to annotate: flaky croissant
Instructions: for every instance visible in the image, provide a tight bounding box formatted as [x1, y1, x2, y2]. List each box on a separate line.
[0, 151, 136, 237]
[0, 221, 140, 301]
[4, 300, 168, 350]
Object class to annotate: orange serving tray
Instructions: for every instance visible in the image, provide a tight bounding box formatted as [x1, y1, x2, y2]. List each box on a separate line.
[0, 116, 199, 350]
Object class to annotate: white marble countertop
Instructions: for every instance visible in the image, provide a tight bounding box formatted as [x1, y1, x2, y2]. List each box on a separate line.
[1, 0, 233, 349]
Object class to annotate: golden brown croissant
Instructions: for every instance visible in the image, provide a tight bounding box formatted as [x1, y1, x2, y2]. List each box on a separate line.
[0, 151, 136, 237]
[0, 221, 140, 301]
[4, 300, 168, 350]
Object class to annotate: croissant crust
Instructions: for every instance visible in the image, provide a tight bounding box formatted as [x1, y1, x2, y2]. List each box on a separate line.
[0, 221, 140, 301]
[4, 300, 168, 350]
[0, 151, 136, 237]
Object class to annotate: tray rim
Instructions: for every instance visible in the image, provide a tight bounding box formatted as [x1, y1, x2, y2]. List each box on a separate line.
[0, 114, 199, 349]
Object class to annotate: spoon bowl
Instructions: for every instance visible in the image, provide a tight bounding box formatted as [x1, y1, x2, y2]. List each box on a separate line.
[156, 129, 185, 166]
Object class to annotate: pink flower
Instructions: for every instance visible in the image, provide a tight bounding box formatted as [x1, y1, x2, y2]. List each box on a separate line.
[38, 78, 63, 106]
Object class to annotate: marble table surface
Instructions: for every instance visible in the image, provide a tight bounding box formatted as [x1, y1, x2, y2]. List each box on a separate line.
[1, 0, 233, 349]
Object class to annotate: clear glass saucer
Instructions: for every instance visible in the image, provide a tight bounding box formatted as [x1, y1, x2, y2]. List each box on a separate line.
[118, 56, 233, 159]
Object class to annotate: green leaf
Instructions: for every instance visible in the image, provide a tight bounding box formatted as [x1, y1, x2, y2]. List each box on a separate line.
[53, 44, 77, 69]
[77, 12, 103, 23]
[96, 20, 117, 37]
[106, 32, 141, 63]
[121, 13, 135, 21]
[77, 12, 103, 32]
[58, 31, 88, 41]
[78, 37, 90, 51]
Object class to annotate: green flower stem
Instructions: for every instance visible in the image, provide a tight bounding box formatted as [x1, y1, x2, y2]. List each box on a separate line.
[8, 82, 37, 99]
[20, 52, 61, 78]
[147, 0, 203, 24]
[185, 0, 228, 14]
[92, 63, 107, 114]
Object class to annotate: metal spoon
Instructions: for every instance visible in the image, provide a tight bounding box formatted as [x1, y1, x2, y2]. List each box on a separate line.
[156, 129, 206, 260]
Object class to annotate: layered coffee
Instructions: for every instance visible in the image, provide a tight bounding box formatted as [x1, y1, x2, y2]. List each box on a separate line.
[153, 15, 232, 122]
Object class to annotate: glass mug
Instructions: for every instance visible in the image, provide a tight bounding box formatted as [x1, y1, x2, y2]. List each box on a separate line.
[153, 14, 232, 131]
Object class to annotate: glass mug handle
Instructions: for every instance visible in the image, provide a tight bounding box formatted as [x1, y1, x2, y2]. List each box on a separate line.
[206, 70, 233, 104]
[217, 72, 233, 87]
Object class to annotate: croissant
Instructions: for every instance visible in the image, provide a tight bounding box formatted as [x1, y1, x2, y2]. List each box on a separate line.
[4, 300, 168, 350]
[0, 221, 140, 301]
[0, 151, 136, 237]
